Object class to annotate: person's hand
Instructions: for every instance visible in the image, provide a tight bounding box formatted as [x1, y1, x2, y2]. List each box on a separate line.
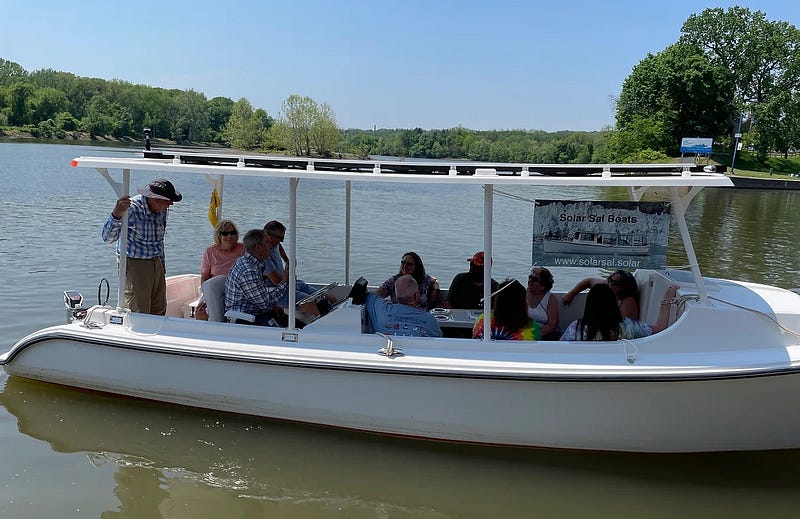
[111, 195, 131, 219]
[562, 292, 574, 305]
[664, 285, 678, 300]
[194, 302, 208, 321]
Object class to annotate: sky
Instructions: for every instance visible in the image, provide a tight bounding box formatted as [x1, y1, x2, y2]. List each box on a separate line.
[3, 0, 798, 132]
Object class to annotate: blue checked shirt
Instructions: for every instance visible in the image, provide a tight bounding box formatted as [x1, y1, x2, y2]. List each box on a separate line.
[101, 194, 167, 262]
[225, 252, 288, 315]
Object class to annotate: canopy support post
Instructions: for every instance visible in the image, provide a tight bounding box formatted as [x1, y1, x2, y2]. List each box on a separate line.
[668, 186, 708, 304]
[345, 180, 351, 285]
[483, 185, 493, 342]
[96, 167, 131, 311]
[288, 178, 299, 329]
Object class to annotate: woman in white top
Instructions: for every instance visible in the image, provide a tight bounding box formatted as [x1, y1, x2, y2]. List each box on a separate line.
[526, 267, 560, 340]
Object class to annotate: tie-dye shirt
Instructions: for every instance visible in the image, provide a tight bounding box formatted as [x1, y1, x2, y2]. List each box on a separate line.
[472, 313, 540, 341]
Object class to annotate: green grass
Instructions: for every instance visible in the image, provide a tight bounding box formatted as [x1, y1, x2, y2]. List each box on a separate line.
[710, 151, 800, 178]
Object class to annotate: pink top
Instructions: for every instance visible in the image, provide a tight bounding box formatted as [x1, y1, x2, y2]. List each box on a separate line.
[200, 242, 245, 279]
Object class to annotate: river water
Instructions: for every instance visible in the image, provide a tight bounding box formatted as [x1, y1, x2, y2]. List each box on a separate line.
[2, 142, 800, 518]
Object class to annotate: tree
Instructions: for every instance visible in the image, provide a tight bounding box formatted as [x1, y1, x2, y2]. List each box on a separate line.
[680, 7, 800, 159]
[8, 82, 34, 125]
[0, 58, 27, 85]
[615, 43, 733, 155]
[222, 98, 263, 150]
[274, 95, 340, 156]
[32, 87, 69, 123]
[171, 89, 209, 143]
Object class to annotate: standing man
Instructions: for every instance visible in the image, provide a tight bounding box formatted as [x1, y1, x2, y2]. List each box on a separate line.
[365, 274, 442, 337]
[225, 229, 290, 326]
[102, 179, 182, 315]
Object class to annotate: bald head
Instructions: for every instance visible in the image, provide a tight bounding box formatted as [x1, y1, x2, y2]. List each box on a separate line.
[394, 274, 420, 306]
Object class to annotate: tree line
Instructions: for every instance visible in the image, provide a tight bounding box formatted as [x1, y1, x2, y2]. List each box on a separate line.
[1, 6, 798, 166]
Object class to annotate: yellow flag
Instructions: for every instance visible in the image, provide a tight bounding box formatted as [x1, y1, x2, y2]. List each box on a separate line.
[208, 188, 220, 228]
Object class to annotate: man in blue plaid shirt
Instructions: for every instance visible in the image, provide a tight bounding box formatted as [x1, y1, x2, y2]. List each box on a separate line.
[225, 229, 289, 325]
[102, 179, 182, 315]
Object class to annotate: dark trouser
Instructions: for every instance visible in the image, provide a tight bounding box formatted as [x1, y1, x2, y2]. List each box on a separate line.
[124, 257, 166, 315]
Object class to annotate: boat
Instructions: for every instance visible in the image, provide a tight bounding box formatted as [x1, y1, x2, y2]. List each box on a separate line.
[3, 148, 800, 453]
[543, 231, 650, 255]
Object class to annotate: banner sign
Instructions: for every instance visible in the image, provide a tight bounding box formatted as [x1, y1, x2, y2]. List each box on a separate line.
[532, 200, 671, 269]
[680, 137, 713, 154]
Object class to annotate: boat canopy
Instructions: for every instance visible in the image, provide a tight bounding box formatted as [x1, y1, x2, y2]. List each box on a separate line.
[72, 150, 733, 334]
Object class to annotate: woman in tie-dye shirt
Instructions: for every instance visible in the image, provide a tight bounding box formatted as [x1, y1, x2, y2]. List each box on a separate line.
[473, 279, 541, 341]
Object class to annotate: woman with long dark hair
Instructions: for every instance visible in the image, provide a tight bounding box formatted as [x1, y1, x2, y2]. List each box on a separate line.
[473, 279, 540, 341]
[560, 284, 676, 341]
[562, 269, 640, 320]
[376, 251, 440, 310]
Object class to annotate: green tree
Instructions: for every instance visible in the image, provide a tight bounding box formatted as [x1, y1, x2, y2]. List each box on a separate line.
[680, 7, 800, 160]
[8, 82, 34, 125]
[32, 87, 69, 123]
[171, 89, 209, 143]
[616, 43, 733, 155]
[0, 58, 27, 85]
[222, 98, 263, 150]
[274, 95, 340, 156]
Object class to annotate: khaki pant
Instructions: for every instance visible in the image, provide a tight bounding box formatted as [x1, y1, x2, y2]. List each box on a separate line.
[125, 257, 167, 315]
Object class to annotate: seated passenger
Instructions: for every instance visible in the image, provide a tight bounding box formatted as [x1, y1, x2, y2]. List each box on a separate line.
[225, 229, 289, 326]
[376, 252, 440, 310]
[526, 267, 560, 340]
[365, 274, 442, 337]
[196, 219, 245, 320]
[560, 284, 677, 341]
[263, 220, 322, 308]
[473, 279, 541, 341]
[562, 269, 640, 320]
[444, 251, 499, 309]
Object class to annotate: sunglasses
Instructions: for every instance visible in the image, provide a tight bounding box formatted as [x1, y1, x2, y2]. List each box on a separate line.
[267, 232, 285, 242]
[219, 230, 237, 237]
[400, 260, 416, 267]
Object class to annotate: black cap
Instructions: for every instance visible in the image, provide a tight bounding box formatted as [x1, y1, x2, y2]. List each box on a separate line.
[146, 179, 182, 202]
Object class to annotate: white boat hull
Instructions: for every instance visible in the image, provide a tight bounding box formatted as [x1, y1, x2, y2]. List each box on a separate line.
[5, 301, 800, 453]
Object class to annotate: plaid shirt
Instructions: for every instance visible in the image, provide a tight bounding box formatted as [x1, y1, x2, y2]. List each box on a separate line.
[101, 194, 167, 262]
[225, 252, 288, 315]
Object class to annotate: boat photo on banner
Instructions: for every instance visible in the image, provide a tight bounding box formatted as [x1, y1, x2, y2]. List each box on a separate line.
[533, 200, 671, 270]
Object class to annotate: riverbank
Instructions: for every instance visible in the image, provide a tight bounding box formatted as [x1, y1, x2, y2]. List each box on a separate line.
[727, 174, 800, 190]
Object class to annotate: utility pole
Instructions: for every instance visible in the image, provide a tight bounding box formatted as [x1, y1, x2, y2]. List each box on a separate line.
[730, 115, 744, 175]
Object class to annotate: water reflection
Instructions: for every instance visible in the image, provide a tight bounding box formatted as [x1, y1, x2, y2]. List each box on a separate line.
[3, 376, 800, 518]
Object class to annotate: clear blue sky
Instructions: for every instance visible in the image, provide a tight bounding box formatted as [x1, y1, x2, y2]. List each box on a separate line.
[4, 0, 797, 132]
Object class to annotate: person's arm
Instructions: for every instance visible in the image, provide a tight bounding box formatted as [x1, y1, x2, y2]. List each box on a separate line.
[619, 296, 640, 320]
[376, 276, 395, 299]
[540, 293, 560, 337]
[278, 243, 289, 264]
[200, 248, 213, 284]
[562, 277, 599, 305]
[101, 196, 131, 243]
[652, 285, 679, 334]
[427, 278, 441, 309]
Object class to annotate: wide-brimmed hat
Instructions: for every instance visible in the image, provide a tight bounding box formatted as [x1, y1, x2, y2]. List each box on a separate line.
[468, 251, 490, 266]
[138, 179, 182, 202]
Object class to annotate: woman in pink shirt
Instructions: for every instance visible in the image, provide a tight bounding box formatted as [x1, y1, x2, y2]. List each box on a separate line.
[200, 219, 245, 283]
[196, 220, 244, 320]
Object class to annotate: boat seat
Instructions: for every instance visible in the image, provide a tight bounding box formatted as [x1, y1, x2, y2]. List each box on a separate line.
[201, 275, 228, 322]
[224, 310, 255, 323]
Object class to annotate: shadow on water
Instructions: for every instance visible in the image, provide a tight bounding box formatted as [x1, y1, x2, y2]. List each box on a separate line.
[2, 376, 800, 518]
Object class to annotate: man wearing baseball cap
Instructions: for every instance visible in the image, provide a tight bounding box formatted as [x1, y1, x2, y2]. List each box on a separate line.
[102, 179, 182, 315]
[444, 251, 499, 310]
